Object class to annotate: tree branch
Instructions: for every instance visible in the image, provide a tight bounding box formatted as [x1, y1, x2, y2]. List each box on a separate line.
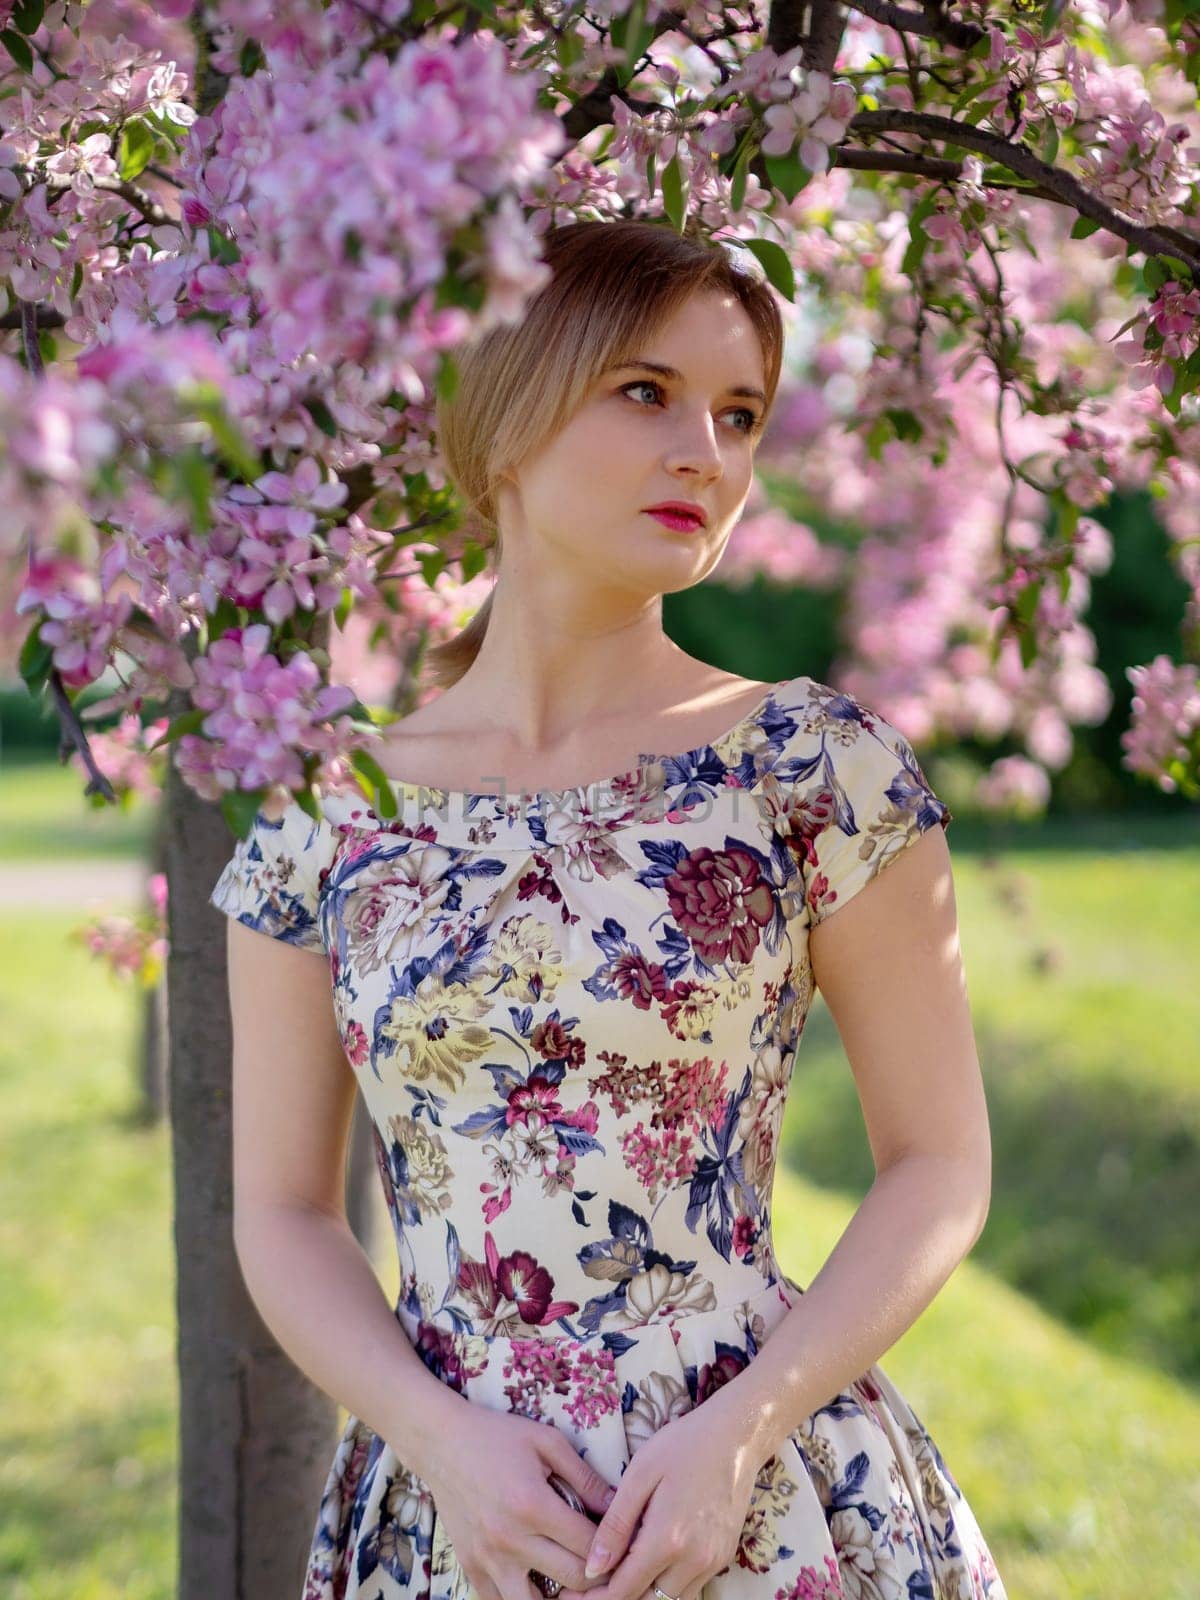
[1, 305, 65, 333]
[766, 0, 847, 75]
[49, 671, 118, 803]
[848, 107, 1200, 268]
[96, 177, 176, 228]
[833, 145, 1200, 259]
[798, 0, 850, 75]
[851, 0, 985, 50]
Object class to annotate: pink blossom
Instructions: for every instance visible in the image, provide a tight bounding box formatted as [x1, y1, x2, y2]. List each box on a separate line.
[1122, 656, 1200, 793]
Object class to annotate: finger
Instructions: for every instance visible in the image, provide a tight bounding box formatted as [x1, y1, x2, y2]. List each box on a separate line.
[539, 1482, 611, 1561]
[583, 1491, 648, 1581]
[498, 1561, 547, 1600]
[575, 1515, 663, 1600]
[604, 1560, 699, 1600]
[524, 1531, 609, 1593]
[544, 1445, 621, 1521]
[636, 1566, 697, 1600]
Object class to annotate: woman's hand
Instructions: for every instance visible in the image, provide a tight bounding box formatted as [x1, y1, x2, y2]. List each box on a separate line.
[552, 1396, 770, 1600]
[421, 1405, 618, 1600]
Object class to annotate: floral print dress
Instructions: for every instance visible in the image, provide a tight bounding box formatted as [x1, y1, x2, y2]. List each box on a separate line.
[209, 673, 1007, 1600]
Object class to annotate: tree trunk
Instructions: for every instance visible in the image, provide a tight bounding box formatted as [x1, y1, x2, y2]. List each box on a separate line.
[166, 746, 337, 1600]
[138, 971, 169, 1124]
[137, 799, 170, 1124]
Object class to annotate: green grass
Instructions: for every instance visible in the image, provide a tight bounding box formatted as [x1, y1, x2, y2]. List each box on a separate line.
[0, 916, 176, 1600]
[773, 1184, 1200, 1599]
[0, 756, 154, 860]
[786, 819, 1200, 1384]
[2, 815, 1198, 1596]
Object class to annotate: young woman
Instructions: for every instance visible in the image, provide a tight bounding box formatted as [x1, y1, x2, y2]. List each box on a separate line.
[210, 218, 1007, 1600]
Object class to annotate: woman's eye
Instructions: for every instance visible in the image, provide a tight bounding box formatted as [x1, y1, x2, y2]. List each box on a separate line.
[620, 380, 760, 435]
[623, 380, 663, 408]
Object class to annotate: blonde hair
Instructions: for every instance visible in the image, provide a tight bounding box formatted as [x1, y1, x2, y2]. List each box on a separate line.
[423, 217, 786, 690]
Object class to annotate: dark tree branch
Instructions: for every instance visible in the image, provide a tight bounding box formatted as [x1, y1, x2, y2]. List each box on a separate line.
[0, 306, 65, 333]
[761, 0, 848, 74]
[766, 0, 808, 58]
[799, 0, 850, 74]
[50, 672, 118, 803]
[851, 0, 985, 50]
[96, 177, 176, 227]
[833, 146, 1200, 259]
[19, 299, 43, 376]
[848, 107, 1200, 268]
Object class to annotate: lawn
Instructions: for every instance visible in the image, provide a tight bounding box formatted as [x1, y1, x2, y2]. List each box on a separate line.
[1, 796, 1197, 1598]
[0, 754, 155, 861]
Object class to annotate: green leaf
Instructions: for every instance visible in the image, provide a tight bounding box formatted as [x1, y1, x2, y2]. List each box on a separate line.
[184, 385, 262, 481]
[416, 547, 448, 586]
[555, 26, 583, 71]
[363, 490, 409, 531]
[661, 153, 687, 233]
[730, 138, 754, 214]
[11, 1, 45, 34]
[0, 29, 34, 72]
[18, 620, 53, 693]
[885, 408, 923, 444]
[334, 585, 354, 629]
[1157, 253, 1192, 282]
[220, 788, 269, 840]
[435, 351, 459, 406]
[1015, 575, 1042, 624]
[206, 225, 241, 267]
[1070, 215, 1101, 239]
[1056, 497, 1080, 542]
[644, 149, 657, 201]
[901, 211, 933, 278]
[160, 446, 216, 532]
[460, 538, 489, 583]
[351, 748, 399, 819]
[610, 0, 654, 85]
[145, 707, 207, 752]
[1039, 118, 1059, 166]
[742, 237, 795, 302]
[304, 397, 339, 437]
[948, 75, 995, 117]
[763, 148, 811, 204]
[293, 785, 322, 823]
[118, 120, 155, 182]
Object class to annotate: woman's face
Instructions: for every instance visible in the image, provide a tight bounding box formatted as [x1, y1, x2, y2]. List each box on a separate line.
[494, 288, 769, 596]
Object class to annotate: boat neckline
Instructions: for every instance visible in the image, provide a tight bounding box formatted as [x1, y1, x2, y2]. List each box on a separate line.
[370, 674, 805, 802]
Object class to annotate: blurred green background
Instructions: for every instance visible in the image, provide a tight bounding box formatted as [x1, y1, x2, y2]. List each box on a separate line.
[2, 483, 1198, 1598]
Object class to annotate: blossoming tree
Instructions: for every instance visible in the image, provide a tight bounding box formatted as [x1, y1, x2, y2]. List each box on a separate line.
[3, 0, 1199, 1590]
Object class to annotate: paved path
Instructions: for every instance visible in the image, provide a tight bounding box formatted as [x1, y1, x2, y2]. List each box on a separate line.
[0, 859, 147, 909]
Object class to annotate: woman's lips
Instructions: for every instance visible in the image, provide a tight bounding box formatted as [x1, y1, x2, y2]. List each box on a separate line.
[644, 509, 704, 532]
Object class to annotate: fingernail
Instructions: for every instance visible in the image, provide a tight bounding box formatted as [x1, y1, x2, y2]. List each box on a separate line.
[602, 1487, 617, 1508]
[584, 1547, 610, 1579]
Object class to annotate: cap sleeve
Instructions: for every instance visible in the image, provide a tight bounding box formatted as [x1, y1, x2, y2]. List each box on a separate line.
[208, 799, 336, 953]
[801, 702, 952, 927]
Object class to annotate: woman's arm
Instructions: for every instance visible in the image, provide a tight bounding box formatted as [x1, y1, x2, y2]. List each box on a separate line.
[712, 821, 992, 1461]
[225, 919, 469, 1486]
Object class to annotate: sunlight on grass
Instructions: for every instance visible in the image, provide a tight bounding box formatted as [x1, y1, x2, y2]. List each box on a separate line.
[0, 758, 154, 861]
[0, 916, 176, 1600]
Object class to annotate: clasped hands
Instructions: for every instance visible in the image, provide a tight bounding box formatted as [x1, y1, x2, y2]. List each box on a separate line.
[555, 1395, 769, 1600]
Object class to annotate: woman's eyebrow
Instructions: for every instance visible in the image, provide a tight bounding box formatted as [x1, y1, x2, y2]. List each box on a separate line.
[603, 359, 766, 404]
